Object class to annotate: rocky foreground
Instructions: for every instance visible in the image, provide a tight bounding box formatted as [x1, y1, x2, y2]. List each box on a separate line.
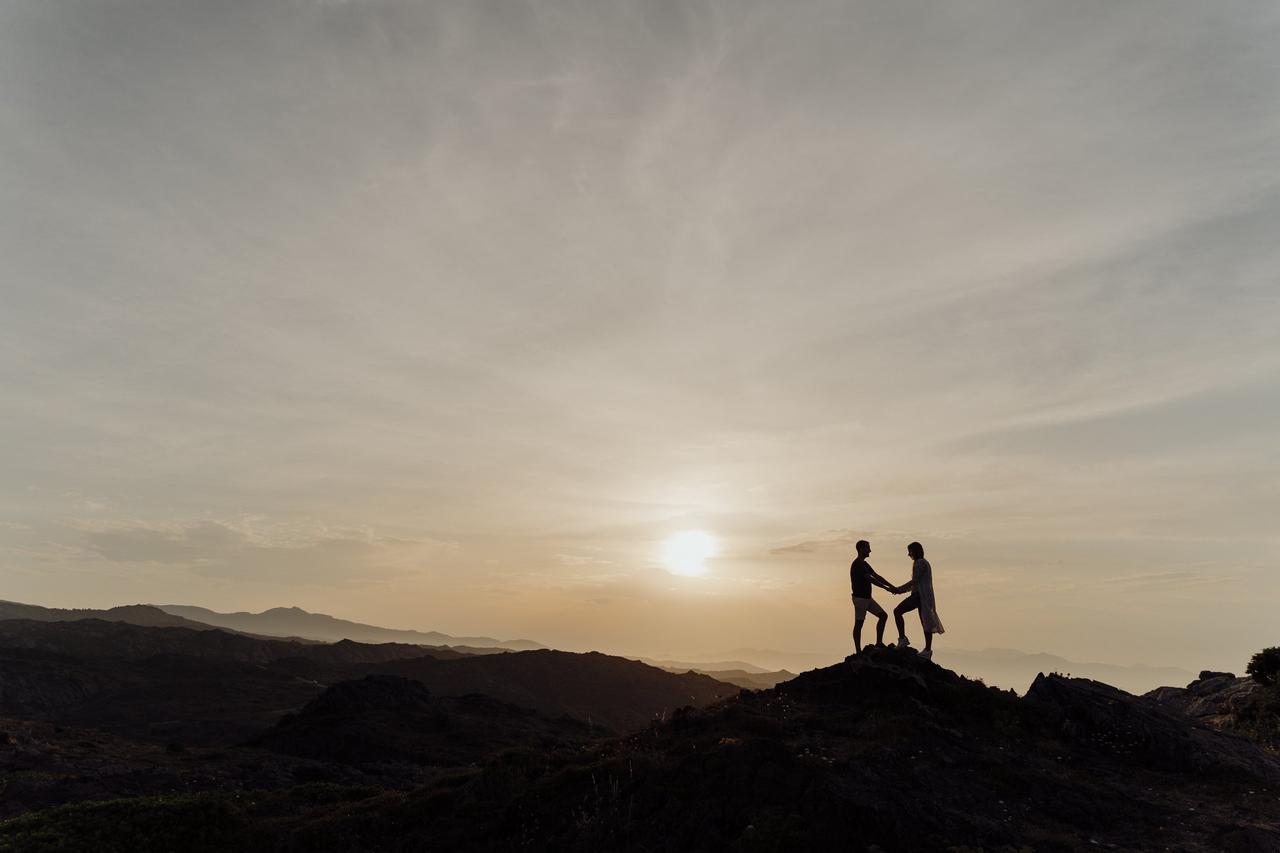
[1, 643, 1277, 852]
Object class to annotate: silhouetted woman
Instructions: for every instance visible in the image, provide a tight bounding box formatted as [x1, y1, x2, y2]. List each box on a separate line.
[892, 541, 944, 659]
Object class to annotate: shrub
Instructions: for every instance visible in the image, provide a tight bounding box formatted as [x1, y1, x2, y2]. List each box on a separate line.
[0, 794, 241, 853]
[1234, 685, 1280, 750]
[1246, 647, 1280, 686]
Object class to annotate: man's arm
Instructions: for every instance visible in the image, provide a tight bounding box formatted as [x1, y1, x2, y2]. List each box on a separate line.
[868, 568, 895, 592]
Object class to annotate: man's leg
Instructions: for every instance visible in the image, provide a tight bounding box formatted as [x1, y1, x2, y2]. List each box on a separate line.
[853, 617, 865, 653]
[924, 631, 933, 652]
[867, 598, 888, 646]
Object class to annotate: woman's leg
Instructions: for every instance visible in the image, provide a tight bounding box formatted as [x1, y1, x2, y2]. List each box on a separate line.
[894, 594, 919, 643]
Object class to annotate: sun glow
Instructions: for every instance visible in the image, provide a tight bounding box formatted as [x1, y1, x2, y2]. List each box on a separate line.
[661, 530, 719, 577]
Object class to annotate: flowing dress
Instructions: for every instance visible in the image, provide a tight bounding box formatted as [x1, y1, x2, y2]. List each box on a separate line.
[913, 558, 945, 634]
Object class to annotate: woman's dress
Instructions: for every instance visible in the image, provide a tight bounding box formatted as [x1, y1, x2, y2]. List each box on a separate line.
[913, 558, 945, 634]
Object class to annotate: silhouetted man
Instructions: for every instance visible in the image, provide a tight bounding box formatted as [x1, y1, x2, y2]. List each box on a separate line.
[849, 539, 895, 653]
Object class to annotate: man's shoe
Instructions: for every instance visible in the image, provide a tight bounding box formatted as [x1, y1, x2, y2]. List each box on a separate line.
[920, 649, 933, 661]
[896, 636, 911, 648]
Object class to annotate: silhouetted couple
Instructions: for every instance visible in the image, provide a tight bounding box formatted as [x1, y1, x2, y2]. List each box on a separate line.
[849, 539, 944, 659]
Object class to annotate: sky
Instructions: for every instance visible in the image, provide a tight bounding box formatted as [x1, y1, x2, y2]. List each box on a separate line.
[2, 0, 1278, 674]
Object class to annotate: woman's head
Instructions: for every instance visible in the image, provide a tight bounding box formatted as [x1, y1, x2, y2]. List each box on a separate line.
[907, 541, 924, 559]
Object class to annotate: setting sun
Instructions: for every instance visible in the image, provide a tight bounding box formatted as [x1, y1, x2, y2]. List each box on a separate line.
[661, 530, 719, 577]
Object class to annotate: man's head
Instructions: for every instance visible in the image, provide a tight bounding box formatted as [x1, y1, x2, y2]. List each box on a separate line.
[907, 541, 924, 559]
[855, 539, 871, 557]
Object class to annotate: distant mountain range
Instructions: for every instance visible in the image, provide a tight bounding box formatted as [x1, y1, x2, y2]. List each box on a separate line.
[932, 647, 1196, 695]
[0, 600, 219, 632]
[637, 658, 795, 690]
[1, 599, 1196, 694]
[155, 604, 544, 651]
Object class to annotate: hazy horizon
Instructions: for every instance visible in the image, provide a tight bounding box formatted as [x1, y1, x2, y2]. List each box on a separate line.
[4, 1, 1279, 675]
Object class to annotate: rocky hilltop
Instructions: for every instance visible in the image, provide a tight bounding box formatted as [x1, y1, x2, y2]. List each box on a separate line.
[2, 643, 1277, 851]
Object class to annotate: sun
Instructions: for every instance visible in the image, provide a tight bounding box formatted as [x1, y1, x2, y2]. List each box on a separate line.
[661, 530, 719, 577]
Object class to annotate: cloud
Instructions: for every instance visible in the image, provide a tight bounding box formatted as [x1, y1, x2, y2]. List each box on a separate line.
[74, 519, 453, 584]
[1112, 571, 1240, 592]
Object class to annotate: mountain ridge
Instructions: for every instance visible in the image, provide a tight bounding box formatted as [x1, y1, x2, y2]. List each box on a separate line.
[155, 603, 543, 650]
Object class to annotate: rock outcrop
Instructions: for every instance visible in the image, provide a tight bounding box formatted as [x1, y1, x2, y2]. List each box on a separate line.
[1145, 670, 1263, 723]
[1028, 672, 1280, 784]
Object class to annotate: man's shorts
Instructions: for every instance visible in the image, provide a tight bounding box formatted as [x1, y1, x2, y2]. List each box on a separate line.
[852, 596, 886, 620]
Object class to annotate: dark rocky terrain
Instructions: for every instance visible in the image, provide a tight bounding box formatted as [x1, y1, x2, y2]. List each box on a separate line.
[1, 633, 1277, 852]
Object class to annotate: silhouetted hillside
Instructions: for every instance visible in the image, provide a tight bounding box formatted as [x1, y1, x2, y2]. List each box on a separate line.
[0, 646, 329, 745]
[251, 675, 600, 767]
[0, 619, 457, 665]
[0, 620, 463, 745]
[337, 648, 1276, 851]
[2, 647, 1278, 851]
[156, 604, 543, 650]
[5, 646, 1277, 851]
[368, 649, 739, 733]
[0, 620, 735, 747]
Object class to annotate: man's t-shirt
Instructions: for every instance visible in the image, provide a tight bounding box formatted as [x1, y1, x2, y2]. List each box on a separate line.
[850, 557, 874, 599]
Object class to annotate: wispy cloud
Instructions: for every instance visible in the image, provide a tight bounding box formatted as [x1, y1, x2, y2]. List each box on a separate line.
[71, 518, 453, 584]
